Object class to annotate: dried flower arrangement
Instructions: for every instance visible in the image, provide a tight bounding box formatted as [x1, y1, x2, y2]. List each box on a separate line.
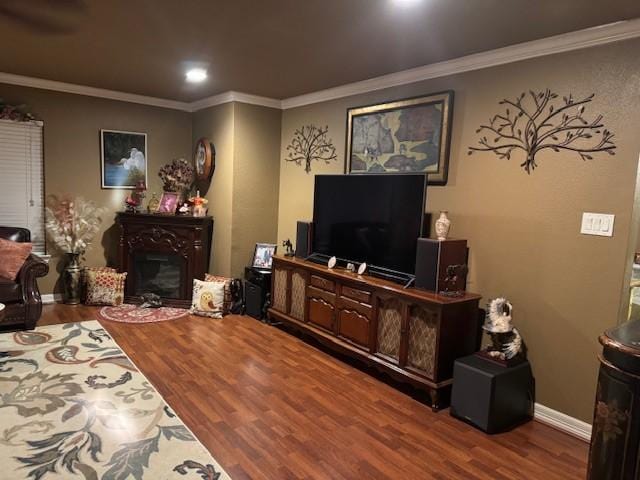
[45, 196, 107, 255]
[158, 158, 194, 193]
[0, 99, 36, 122]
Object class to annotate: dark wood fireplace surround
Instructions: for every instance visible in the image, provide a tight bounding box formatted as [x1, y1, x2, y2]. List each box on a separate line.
[117, 212, 213, 308]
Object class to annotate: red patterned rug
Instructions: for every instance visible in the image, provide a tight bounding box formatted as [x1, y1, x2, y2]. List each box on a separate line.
[97, 304, 189, 323]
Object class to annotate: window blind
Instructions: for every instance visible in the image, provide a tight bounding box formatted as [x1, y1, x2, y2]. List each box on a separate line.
[0, 119, 45, 253]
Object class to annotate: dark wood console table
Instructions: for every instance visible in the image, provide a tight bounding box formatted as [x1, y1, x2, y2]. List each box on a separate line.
[267, 255, 481, 410]
[117, 212, 213, 308]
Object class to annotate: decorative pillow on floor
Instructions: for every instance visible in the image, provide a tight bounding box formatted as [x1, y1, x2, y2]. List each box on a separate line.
[82, 266, 116, 302]
[85, 270, 127, 306]
[191, 279, 225, 318]
[0, 237, 32, 281]
[204, 274, 232, 315]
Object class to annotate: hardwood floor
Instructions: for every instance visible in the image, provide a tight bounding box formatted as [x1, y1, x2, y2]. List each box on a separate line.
[38, 304, 588, 479]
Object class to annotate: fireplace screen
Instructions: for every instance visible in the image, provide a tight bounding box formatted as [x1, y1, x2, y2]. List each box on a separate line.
[133, 252, 183, 299]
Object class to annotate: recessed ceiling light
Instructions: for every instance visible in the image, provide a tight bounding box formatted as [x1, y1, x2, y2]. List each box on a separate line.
[186, 68, 207, 83]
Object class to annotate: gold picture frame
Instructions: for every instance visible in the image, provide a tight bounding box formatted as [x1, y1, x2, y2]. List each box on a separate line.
[156, 192, 179, 214]
[346, 91, 454, 185]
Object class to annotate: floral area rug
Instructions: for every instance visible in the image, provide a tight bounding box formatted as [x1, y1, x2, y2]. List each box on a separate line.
[97, 304, 189, 324]
[0, 321, 230, 480]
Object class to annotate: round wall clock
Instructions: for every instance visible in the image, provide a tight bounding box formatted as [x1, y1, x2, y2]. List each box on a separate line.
[194, 137, 215, 182]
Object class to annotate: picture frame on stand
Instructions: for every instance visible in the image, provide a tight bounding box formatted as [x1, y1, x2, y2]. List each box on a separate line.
[252, 243, 277, 270]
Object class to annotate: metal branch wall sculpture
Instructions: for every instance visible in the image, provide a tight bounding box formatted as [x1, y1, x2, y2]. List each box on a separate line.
[286, 125, 337, 173]
[468, 90, 616, 173]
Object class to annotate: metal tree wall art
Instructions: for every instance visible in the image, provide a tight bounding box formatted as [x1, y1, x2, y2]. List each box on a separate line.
[286, 125, 338, 173]
[468, 90, 616, 173]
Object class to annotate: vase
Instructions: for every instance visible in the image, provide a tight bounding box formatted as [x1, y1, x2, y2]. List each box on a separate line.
[63, 253, 82, 305]
[435, 211, 451, 241]
[193, 204, 207, 217]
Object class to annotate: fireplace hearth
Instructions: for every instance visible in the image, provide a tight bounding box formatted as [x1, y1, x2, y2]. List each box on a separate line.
[117, 213, 213, 308]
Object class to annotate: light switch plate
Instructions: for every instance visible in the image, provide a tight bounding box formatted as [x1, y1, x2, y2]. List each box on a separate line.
[581, 212, 615, 237]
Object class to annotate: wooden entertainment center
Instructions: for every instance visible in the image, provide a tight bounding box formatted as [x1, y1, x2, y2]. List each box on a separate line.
[268, 255, 481, 410]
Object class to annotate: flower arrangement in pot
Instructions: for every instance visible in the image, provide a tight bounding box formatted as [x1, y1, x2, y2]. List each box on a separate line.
[158, 158, 194, 203]
[188, 190, 209, 217]
[45, 196, 106, 304]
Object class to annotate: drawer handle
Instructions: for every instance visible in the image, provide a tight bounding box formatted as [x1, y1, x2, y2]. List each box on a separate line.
[310, 297, 332, 308]
[341, 309, 368, 322]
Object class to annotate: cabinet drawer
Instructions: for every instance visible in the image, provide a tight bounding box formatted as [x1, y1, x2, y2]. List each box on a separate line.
[337, 296, 372, 319]
[341, 285, 371, 304]
[306, 285, 336, 304]
[337, 308, 370, 349]
[307, 295, 335, 332]
[310, 275, 335, 292]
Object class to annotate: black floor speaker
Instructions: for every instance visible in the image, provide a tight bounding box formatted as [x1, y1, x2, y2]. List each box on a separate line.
[244, 266, 272, 320]
[450, 355, 534, 433]
[295, 221, 313, 259]
[245, 281, 265, 319]
[415, 238, 467, 293]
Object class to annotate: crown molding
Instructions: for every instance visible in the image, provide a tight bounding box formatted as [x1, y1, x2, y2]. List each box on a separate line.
[280, 18, 640, 109]
[0, 72, 283, 111]
[189, 90, 282, 111]
[0, 72, 192, 111]
[2, 19, 639, 113]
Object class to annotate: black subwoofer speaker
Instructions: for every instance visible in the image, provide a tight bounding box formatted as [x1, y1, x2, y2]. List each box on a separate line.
[295, 221, 313, 259]
[244, 266, 272, 320]
[450, 355, 534, 433]
[245, 281, 265, 319]
[415, 238, 468, 293]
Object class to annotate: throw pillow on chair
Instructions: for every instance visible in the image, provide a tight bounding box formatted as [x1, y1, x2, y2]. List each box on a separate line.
[0, 238, 33, 281]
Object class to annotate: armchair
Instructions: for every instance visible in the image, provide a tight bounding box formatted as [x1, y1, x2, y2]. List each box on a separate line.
[0, 227, 49, 330]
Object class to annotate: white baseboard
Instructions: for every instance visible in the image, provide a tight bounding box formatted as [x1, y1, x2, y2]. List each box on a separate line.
[534, 403, 592, 442]
[41, 293, 62, 304]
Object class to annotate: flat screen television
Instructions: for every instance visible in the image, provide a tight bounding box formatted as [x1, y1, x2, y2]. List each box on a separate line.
[311, 174, 427, 281]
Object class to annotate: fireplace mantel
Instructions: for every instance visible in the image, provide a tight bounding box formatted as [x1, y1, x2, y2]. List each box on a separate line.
[116, 212, 213, 308]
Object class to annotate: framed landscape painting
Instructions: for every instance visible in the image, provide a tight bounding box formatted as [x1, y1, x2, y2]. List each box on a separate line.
[346, 91, 454, 185]
[101, 129, 147, 189]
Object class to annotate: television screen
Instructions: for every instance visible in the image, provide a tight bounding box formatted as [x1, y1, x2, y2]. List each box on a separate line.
[312, 174, 426, 275]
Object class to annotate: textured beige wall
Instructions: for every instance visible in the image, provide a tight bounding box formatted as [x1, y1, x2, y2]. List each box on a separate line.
[0, 83, 192, 295]
[192, 102, 281, 277]
[277, 39, 640, 422]
[231, 103, 282, 277]
[192, 103, 235, 277]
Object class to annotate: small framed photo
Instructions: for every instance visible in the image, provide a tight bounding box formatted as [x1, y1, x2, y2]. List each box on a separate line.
[252, 243, 277, 269]
[157, 192, 178, 214]
[101, 129, 147, 189]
